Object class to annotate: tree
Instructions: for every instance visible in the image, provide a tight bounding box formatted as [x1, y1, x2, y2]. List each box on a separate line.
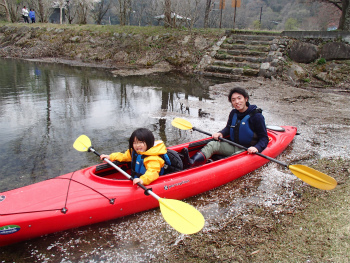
[143, 0, 162, 26]
[253, 19, 261, 29]
[310, 0, 350, 30]
[203, 0, 212, 28]
[0, 0, 18, 22]
[92, 0, 111, 24]
[115, 0, 132, 26]
[65, 0, 78, 24]
[28, 0, 54, 22]
[178, 0, 202, 29]
[339, 0, 350, 30]
[285, 17, 299, 30]
[76, 0, 94, 24]
[131, 0, 146, 26]
[164, 0, 175, 27]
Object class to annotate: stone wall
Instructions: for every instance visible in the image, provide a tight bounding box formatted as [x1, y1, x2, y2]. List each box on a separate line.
[259, 31, 350, 78]
[281, 31, 350, 44]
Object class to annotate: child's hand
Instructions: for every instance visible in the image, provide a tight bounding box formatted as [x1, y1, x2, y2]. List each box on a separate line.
[133, 178, 144, 185]
[100, 154, 110, 161]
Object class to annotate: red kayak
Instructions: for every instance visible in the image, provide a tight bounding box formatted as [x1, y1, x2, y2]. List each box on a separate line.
[0, 126, 297, 246]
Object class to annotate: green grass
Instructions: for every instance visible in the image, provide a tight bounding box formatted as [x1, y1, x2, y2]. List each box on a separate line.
[253, 158, 350, 262]
[0, 22, 226, 38]
[228, 29, 282, 35]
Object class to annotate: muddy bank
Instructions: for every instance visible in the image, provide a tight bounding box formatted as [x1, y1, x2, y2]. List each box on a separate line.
[0, 24, 224, 76]
[153, 78, 350, 262]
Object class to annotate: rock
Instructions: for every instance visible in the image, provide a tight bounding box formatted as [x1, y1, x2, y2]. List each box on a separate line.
[286, 63, 307, 84]
[288, 40, 318, 63]
[314, 72, 335, 84]
[194, 36, 209, 50]
[181, 35, 190, 45]
[111, 61, 173, 76]
[320, 42, 350, 60]
[113, 51, 128, 62]
[198, 109, 210, 117]
[70, 36, 80, 42]
[270, 43, 279, 51]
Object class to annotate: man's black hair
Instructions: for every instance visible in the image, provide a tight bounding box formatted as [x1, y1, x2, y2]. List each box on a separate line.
[228, 87, 250, 106]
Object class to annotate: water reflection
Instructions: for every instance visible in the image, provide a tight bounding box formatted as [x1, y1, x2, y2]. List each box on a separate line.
[0, 58, 215, 192]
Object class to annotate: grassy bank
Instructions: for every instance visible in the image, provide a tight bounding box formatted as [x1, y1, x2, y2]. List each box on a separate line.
[0, 23, 226, 71]
[255, 158, 350, 262]
[151, 158, 350, 262]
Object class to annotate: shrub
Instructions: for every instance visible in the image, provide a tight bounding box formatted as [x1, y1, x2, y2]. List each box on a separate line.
[317, 58, 326, 65]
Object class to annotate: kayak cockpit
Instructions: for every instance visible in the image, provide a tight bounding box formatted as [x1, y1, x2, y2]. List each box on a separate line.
[87, 129, 282, 182]
[89, 138, 230, 181]
[92, 161, 131, 180]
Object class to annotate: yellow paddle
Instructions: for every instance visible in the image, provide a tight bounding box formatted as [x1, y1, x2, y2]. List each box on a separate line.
[171, 118, 337, 191]
[73, 135, 205, 234]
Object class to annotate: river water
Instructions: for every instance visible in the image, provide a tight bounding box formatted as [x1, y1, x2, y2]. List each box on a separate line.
[1, 58, 350, 262]
[0, 58, 215, 192]
[0, 58, 220, 262]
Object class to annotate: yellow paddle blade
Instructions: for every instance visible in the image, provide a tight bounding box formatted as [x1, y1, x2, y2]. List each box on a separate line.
[159, 198, 205, 234]
[171, 118, 193, 130]
[73, 135, 92, 152]
[289, 164, 337, 190]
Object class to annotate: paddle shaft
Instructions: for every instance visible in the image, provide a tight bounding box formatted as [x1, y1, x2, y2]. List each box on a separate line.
[192, 127, 289, 168]
[88, 147, 160, 200]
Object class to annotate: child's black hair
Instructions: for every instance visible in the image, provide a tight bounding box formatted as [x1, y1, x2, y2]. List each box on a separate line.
[129, 128, 154, 152]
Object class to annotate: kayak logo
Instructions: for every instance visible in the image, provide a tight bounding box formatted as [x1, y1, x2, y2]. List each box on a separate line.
[0, 225, 21, 235]
[0, 195, 5, 202]
[164, 180, 190, 190]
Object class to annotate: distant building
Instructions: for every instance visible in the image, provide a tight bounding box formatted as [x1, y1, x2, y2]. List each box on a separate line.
[50, 8, 66, 24]
[154, 12, 191, 26]
[327, 22, 337, 31]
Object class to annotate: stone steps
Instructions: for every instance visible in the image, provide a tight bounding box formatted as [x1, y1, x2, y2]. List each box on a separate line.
[227, 39, 271, 46]
[199, 32, 281, 80]
[215, 53, 267, 61]
[205, 65, 259, 76]
[201, 71, 250, 81]
[212, 60, 261, 69]
[220, 44, 270, 53]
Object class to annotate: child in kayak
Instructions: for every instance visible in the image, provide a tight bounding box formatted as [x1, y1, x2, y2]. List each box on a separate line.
[100, 128, 167, 186]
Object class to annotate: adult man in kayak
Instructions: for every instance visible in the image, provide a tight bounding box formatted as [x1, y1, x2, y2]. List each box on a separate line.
[185, 87, 269, 167]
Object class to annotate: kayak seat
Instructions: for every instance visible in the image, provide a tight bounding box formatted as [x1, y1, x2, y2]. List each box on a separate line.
[186, 137, 233, 163]
[179, 148, 190, 169]
[162, 149, 184, 175]
[182, 137, 232, 167]
[179, 139, 214, 170]
[188, 138, 214, 151]
[210, 154, 227, 161]
[178, 138, 215, 169]
[95, 161, 130, 177]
